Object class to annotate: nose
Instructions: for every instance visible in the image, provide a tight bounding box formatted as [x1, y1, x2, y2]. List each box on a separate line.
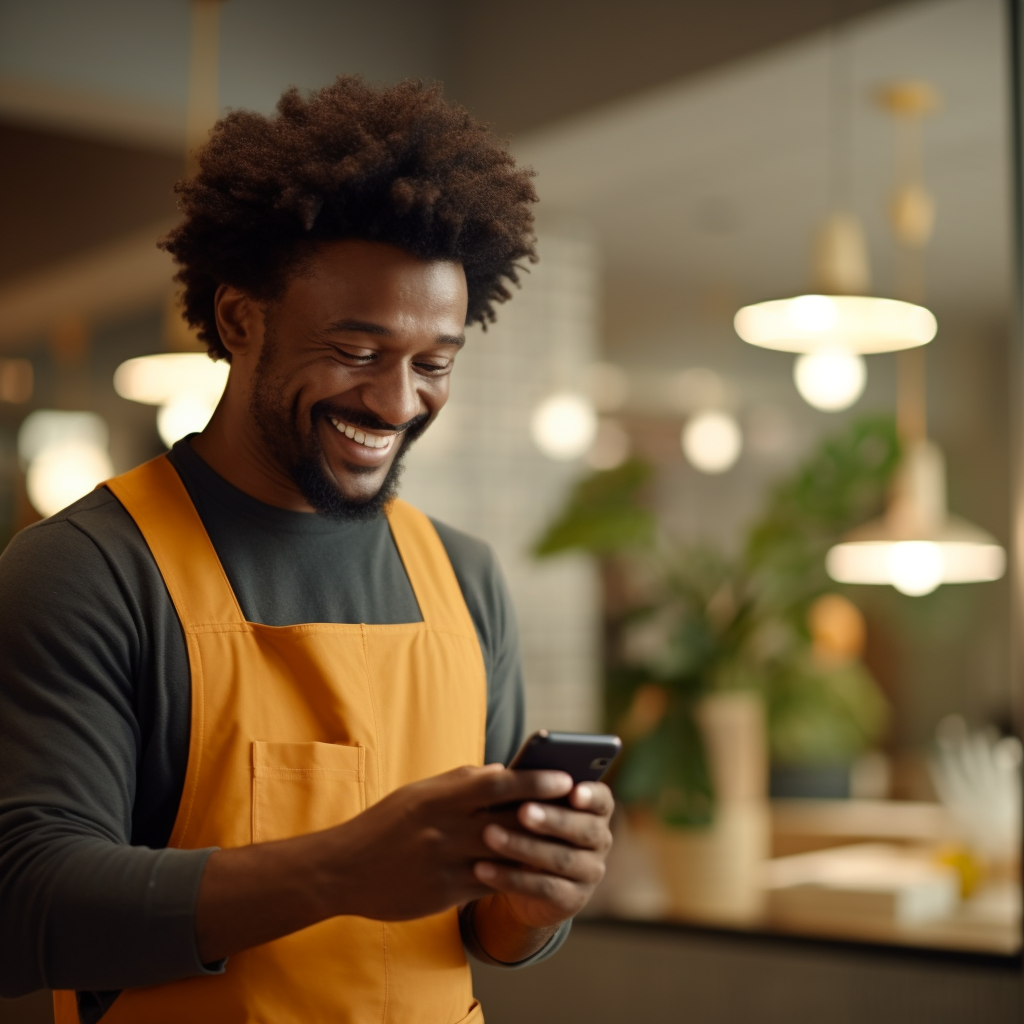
[359, 358, 425, 430]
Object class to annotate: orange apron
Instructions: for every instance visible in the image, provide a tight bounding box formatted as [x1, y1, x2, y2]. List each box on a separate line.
[54, 454, 487, 1024]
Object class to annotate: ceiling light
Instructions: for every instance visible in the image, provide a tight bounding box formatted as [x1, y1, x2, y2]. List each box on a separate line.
[530, 391, 598, 461]
[826, 81, 1004, 597]
[114, 352, 228, 448]
[114, 352, 228, 406]
[825, 441, 1005, 596]
[734, 294, 936, 355]
[793, 349, 867, 412]
[682, 411, 742, 474]
[17, 410, 114, 518]
[157, 393, 219, 448]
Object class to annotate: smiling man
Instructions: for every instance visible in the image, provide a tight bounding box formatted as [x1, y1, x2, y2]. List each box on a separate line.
[0, 79, 614, 1024]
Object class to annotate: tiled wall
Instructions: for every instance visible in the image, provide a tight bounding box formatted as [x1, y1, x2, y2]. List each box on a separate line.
[400, 232, 601, 735]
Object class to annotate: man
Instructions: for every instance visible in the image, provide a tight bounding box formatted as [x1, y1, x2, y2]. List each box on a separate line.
[0, 77, 614, 1023]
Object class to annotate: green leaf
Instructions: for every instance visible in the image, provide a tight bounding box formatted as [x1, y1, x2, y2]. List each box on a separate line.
[616, 702, 716, 829]
[533, 460, 656, 557]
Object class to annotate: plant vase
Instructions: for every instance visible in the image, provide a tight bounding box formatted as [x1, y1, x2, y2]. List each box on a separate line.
[640, 691, 769, 925]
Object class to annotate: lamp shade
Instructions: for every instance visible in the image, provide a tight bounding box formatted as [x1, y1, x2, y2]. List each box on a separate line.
[734, 295, 937, 354]
[825, 440, 1005, 596]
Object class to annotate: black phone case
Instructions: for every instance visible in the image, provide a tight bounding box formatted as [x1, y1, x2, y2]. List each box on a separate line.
[507, 730, 622, 784]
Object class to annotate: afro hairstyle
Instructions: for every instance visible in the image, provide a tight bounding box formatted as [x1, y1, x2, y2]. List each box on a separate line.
[159, 76, 539, 360]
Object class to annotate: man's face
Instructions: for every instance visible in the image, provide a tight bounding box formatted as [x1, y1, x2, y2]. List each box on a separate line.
[245, 240, 467, 519]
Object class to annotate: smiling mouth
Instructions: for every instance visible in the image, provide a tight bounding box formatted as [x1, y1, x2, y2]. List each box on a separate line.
[328, 416, 397, 451]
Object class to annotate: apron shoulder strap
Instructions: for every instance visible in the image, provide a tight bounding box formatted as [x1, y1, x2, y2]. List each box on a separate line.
[106, 455, 246, 628]
[386, 500, 478, 639]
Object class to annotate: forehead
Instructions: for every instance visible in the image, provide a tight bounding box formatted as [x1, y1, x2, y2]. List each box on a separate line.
[280, 240, 468, 325]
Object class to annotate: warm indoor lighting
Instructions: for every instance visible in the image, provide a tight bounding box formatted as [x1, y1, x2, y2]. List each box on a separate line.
[530, 391, 598, 461]
[114, 352, 228, 447]
[793, 349, 867, 411]
[734, 295, 937, 354]
[827, 540, 1004, 596]
[17, 410, 114, 518]
[681, 411, 742, 474]
[156, 393, 218, 448]
[825, 441, 1006, 596]
[114, 352, 228, 405]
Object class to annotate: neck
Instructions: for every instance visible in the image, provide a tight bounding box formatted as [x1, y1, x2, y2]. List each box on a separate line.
[191, 399, 317, 513]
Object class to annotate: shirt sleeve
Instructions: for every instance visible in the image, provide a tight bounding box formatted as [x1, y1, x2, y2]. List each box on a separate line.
[0, 510, 217, 997]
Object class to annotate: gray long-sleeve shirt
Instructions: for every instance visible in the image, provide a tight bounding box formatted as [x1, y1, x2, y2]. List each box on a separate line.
[0, 439, 567, 1015]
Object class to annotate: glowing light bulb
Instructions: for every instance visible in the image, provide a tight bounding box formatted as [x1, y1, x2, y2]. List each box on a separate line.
[25, 441, 114, 518]
[793, 349, 866, 412]
[530, 392, 598, 460]
[18, 410, 114, 517]
[886, 541, 944, 596]
[682, 411, 742, 474]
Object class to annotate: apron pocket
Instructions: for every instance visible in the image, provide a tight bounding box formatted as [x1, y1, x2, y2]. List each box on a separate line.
[251, 740, 366, 843]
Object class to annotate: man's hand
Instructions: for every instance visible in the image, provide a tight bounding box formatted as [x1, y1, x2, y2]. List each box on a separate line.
[194, 763, 577, 962]
[325, 763, 577, 921]
[469, 778, 614, 962]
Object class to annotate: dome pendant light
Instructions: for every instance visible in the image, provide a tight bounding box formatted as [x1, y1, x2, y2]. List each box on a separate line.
[734, 36, 937, 411]
[735, 214, 936, 359]
[826, 439, 1005, 595]
[825, 81, 1005, 596]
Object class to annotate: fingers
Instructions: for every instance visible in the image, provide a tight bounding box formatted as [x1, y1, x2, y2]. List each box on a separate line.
[441, 764, 575, 809]
[473, 860, 589, 914]
[480, 824, 607, 885]
[515, 795, 613, 853]
[569, 781, 614, 817]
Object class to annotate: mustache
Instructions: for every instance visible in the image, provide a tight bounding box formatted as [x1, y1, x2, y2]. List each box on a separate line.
[313, 402, 429, 435]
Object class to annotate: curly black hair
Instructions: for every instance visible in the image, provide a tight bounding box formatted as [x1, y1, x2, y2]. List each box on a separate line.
[160, 76, 538, 360]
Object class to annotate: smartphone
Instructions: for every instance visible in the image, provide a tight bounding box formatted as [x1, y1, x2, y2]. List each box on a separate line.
[508, 729, 622, 785]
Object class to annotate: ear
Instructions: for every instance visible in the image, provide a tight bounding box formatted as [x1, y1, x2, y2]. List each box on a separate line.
[213, 285, 265, 360]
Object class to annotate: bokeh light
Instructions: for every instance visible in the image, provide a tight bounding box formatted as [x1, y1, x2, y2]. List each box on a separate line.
[681, 411, 742, 474]
[793, 350, 867, 412]
[530, 391, 599, 461]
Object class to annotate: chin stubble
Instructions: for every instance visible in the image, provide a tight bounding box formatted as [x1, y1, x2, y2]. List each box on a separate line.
[249, 334, 429, 522]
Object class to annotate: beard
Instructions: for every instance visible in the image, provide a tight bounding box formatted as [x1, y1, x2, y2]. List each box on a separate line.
[249, 332, 429, 522]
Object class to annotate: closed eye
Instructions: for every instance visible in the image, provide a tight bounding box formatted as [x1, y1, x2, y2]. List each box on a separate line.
[330, 346, 377, 363]
[415, 360, 454, 375]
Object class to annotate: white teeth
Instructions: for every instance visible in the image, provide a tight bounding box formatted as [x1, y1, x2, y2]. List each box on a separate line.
[329, 417, 392, 450]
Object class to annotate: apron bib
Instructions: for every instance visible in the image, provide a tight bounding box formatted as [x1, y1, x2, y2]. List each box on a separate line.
[55, 454, 486, 1024]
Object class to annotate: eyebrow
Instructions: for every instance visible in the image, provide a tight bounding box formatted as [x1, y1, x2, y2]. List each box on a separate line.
[325, 318, 465, 348]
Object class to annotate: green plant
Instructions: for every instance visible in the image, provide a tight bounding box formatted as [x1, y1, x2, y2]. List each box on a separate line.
[533, 416, 899, 827]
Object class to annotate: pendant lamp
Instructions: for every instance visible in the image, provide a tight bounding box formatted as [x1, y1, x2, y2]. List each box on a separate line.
[826, 438, 1005, 595]
[734, 37, 938, 412]
[825, 81, 1005, 596]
